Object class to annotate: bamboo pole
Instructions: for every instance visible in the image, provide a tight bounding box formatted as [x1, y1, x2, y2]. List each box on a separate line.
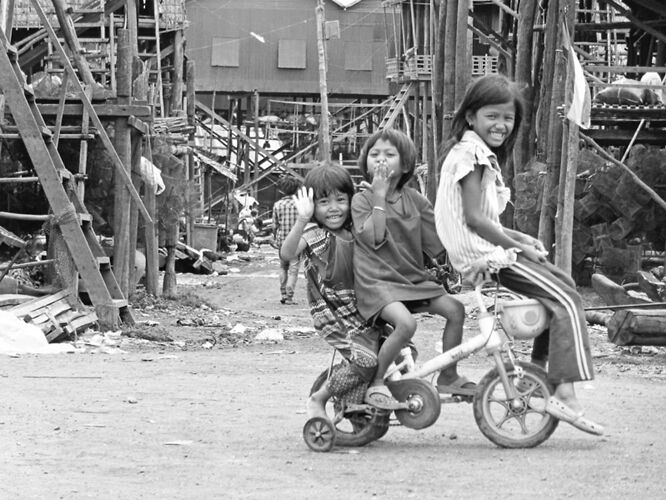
[315, 0, 330, 161]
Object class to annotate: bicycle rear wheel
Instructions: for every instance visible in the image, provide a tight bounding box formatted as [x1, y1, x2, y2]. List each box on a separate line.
[473, 362, 558, 448]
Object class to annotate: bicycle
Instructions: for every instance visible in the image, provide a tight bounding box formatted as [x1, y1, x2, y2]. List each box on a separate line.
[303, 280, 559, 451]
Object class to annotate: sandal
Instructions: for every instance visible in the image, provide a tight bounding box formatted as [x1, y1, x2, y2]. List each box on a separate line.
[365, 385, 401, 410]
[545, 396, 604, 436]
[436, 375, 477, 397]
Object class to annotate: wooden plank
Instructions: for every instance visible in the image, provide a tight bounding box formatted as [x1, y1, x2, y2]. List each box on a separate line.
[607, 309, 666, 346]
[25, 298, 72, 324]
[36, 103, 152, 117]
[63, 311, 98, 336]
[0, 294, 34, 307]
[8, 288, 73, 316]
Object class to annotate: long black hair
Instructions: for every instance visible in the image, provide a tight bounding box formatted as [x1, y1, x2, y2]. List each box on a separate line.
[439, 74, 524, 167]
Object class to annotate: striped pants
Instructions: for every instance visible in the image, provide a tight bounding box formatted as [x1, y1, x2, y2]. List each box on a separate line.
[495, 256, 594, 385]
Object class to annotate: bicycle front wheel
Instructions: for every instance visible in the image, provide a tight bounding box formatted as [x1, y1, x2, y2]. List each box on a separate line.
[473, 362, 558, 448]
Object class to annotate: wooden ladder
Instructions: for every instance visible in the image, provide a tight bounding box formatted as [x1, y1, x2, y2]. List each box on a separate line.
[378, 81, 414, 130]
[138, 0, 164, 117]
[0, 33, 133, 330]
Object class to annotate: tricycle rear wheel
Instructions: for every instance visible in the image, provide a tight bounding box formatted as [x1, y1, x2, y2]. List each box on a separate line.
[310, 366, 389, 447]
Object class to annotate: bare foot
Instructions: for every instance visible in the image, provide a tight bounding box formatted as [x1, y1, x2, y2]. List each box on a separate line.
[306, 396, 328, 420]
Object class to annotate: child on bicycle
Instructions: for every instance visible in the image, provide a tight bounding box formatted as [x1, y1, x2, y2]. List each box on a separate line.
[352, 128, 472, 408]
[434, 74, 603, 435]
[280, 163, 382, 423]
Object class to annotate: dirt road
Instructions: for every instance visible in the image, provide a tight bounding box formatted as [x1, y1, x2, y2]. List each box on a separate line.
[3, 246, 666, 499]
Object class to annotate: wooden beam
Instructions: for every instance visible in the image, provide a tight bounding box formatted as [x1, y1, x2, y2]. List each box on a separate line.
[604, 0, 666, 47]
[485, 0, 518, 19]
[37, 103, 152, 117]
[128, 115, 149, 134]
[628, 0, 666, 18]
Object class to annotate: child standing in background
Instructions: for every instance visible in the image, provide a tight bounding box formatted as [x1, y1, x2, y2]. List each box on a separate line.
[435, 74, 603, 436]
[352, 128, 472, 408]
[272, 175, 302, 304]
[280, 164, 381, 423]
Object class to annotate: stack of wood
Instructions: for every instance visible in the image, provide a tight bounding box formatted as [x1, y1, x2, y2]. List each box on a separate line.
[153, 116, 194, 144]
[590, 272, 666, 347]
[6, 289, 98, 343]
[570, 146, 666, 282]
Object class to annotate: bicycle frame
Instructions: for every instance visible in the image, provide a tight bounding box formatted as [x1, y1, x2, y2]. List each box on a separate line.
[385, 282, 540, 401]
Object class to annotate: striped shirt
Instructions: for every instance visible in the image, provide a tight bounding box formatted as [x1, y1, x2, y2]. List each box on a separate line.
[434, 130, 517, 278]
[272, 196, 299, 249]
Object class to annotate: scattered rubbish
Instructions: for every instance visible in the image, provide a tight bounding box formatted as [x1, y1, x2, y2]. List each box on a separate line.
[255, 328, 284, 341]
[230, 324, 247, 334]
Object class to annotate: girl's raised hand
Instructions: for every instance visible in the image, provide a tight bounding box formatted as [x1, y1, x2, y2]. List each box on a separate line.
[293, 186, 315, 222]
[371, 160, 393, 199]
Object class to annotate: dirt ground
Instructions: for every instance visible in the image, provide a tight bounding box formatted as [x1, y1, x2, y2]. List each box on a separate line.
[3, 245, 666, 499]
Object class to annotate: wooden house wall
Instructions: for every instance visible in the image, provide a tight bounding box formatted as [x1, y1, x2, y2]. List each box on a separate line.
[185, 0, 390, 97]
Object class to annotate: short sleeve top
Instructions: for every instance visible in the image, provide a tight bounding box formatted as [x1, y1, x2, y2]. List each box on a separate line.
[434, 130, 517, 277]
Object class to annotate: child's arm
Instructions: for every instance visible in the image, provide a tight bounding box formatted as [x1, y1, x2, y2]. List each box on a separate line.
[460, 166, 547, 264]
[352, 162, 391, 246]
[504, 227, 548, 256]
[279, 187, 313, 260]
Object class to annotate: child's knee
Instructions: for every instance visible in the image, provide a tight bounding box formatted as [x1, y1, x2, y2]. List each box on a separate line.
[393, 316, 417, 340]
[450, 301, 465, 323]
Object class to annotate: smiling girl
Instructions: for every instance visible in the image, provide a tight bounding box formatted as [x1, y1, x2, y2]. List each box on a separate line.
[280, 163, 382, 425]
[435, 74, 603, 436]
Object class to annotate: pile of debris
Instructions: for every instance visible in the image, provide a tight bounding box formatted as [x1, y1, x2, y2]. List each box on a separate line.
[589, 270, 666, 347]
[0, 225, 98, 343]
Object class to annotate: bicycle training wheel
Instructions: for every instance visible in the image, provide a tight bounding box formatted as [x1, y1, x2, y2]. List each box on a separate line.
[473, 362, 558, 448]
[302, 417, 335, 452]
[310, 366, 389, 447]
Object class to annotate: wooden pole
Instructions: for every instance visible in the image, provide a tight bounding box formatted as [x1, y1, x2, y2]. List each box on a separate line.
[454, 0, 469, 105]
[171, 29, 184, 113]
[441, 0, 457, 142]
[315, 0, 330, 161]
[513, 0, 538, 175]
[253, 89, 260, 199]
[536, 0, 563, 254]
[51, 0, 96, 89]
[186, 59, 196, 234]
[142, 137, 159, 296]
[113, 29, 132, 297]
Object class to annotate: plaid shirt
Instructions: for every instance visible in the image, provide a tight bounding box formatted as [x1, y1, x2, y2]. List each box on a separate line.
[272, 196, 299, 248]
